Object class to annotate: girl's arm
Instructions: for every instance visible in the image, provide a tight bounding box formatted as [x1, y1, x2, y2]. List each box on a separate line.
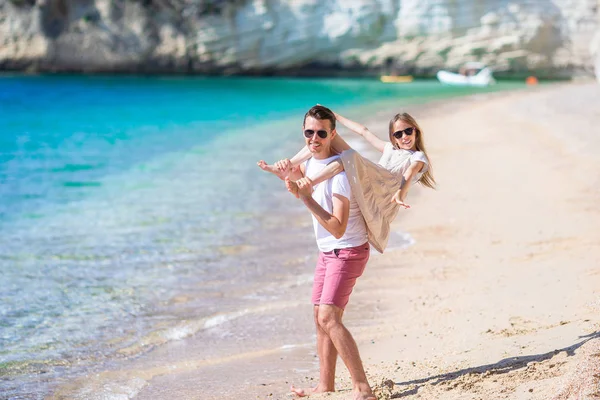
[333, 111, 387, 153]
[391, 161, 425, 208]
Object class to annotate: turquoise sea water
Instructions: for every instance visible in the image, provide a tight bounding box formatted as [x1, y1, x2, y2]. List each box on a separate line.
[0, 75, 524, 397]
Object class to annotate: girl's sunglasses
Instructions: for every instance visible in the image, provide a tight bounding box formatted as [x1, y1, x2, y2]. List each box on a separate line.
[393, 127, 415, 139]
[304, 129, 328, 139]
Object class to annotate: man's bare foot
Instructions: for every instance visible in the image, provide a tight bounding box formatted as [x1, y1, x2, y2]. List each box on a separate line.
[257, 160, 285, 180]
[352, 392, 377, 400]
[352, 386, 377, 400]
[289, 385, 308, 397]
[290, 384, 333, 397]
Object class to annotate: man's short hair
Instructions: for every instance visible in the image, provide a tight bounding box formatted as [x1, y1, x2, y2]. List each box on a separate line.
[303, 105, 336, 130]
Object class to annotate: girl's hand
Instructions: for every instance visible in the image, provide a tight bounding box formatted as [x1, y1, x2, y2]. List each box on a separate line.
[391, 191, 410, 209]
[317, 103, 339, 119]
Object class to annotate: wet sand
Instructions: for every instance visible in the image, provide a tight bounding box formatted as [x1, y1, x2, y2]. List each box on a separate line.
[50, 81, 600, 400]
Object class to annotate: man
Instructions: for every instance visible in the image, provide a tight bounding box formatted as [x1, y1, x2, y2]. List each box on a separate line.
[285, 105, 375, 400]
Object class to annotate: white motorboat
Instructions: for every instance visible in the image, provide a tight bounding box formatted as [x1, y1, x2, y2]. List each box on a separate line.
[436, 62, 496, 86]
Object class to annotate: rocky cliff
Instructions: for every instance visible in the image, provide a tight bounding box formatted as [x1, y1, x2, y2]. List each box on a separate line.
[0, 0, 598, 78]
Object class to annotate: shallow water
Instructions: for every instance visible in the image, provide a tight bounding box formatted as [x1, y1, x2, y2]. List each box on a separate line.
[0, 75, 525, 398]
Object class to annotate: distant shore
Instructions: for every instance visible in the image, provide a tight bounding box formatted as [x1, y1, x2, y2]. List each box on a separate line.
[0, 65, 583, 81]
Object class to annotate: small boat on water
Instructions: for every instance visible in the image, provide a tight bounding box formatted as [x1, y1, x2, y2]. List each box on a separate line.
[436, 62, 496, 86]
[380, 75, 413, 83]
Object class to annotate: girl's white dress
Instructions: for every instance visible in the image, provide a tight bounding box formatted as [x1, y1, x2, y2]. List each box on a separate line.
[340, 143, 428, 253]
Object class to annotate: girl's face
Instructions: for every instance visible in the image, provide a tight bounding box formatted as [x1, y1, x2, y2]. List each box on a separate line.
[392, 120, 417, 151]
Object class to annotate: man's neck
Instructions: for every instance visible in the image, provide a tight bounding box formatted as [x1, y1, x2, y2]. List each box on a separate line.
[312, 149, 336, 160]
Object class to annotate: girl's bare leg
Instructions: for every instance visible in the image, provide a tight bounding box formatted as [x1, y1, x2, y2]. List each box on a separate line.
[257, 144, 313, 180]
[290, 131, 352, 165]
[286, 133, 354, 197]
[258, 130, 353, 178]
[256, 160, 287, 179]
[289, 145, 312, 167]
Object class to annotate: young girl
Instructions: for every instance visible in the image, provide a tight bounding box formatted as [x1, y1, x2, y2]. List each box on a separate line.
[257, 108, 435, 253]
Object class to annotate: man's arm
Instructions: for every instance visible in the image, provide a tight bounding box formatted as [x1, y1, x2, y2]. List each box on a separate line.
[299, 193, 349, 239]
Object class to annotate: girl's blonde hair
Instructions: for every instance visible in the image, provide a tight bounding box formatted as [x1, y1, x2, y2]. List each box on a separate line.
[388, 113, 436, 189]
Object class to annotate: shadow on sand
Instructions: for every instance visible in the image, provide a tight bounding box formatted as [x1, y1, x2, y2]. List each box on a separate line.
[389, 330, 600, 398]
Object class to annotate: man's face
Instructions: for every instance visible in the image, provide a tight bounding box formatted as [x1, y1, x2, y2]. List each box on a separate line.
[303, 116, 335, 158]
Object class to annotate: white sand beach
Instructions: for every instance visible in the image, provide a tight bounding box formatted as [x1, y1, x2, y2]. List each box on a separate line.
[307, 81, 600, 400]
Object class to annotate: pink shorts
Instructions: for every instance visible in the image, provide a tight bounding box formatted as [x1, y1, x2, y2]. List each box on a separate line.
[311, 242, 370, 310]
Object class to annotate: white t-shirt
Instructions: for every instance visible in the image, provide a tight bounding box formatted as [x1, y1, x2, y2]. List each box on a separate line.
[378, 143, 429, 183]
[304, 155, 368, 252]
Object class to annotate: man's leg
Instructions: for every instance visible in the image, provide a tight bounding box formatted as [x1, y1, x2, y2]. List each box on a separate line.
[291, 306, 338, 396]
[291, 255, 337, 397]
[316, 244, 373, 400]
[314, 305, 337, 391]
[317, 304, 375, 400]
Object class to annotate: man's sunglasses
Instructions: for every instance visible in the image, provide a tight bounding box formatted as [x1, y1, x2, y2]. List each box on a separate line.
[392, 127, 415, 139]
[304, 129, 328, 139]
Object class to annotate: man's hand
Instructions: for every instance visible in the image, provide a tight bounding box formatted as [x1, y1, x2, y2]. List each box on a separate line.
[285, 176, 313, 198]
[274, 158, 293, 176]
[295, 177, 314, 198]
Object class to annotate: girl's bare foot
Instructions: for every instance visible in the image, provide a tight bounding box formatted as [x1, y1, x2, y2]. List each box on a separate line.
[286, 178, 300, 198]
[257, 160, 286, 180]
